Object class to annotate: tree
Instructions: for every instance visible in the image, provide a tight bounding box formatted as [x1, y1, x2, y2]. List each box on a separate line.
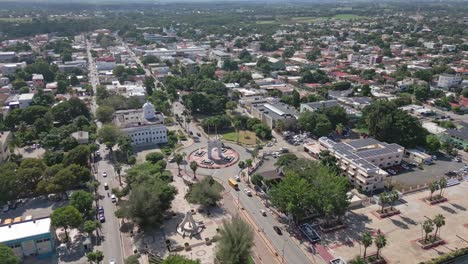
[115, 179, 177, 228]
[360, 232, 373, 259]
[174, 153, 184, 176]
[83, 220, 101, 238]
[426, 135, 441, 153]
[275, 153, 298, 167]
[97, 124, 122, 150]
[70, 190, 94, 217]
[51, 205, 83, 240]
[146, 152, 165, 164]
[423, 219, 434, 242]
[379, 193, 389, 213]
[96, 106, 115, 123]
[349, 256, 366, 264]
[0, 244, 21, 264]
[438, 178, 447, 196]
[64, 145, 91, 167]
[433, 214, 445, 238]
[86, 250, 104, 264]
[185, 176, 222, 208]
[374, 234, 387, 259]
[162, 255, 200, 264]
[215, 216, 253, 264]
[429, 180, 439, 200]
[251, 173, 263, 187]
[190, 161, 198, 179]
[387, 191, 399, 210]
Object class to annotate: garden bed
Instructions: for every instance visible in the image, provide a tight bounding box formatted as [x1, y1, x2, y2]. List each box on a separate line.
[424, 196, 447, 205]
[364, 253, 387, 264]
[376, 208, 400, 218]
[319, 222, 346, 233]
[417, 236, 445, 249]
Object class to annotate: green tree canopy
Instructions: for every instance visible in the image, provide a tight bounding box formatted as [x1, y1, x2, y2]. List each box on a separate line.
[0, 243, 21, 264]
[51, 205, 83, 240]
[185, 176, 223, 208]
[215, 216, 253, 264]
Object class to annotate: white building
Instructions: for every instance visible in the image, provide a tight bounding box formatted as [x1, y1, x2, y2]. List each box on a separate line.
[300, 100, 340, 113]
[438, 74, 462, 90]
[113, 102, 168, 146]
[19, 93, 35, 109]
[319, 137, 405, 192]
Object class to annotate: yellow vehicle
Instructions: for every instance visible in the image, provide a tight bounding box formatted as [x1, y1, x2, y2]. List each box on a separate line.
[228, 178, 239, 189]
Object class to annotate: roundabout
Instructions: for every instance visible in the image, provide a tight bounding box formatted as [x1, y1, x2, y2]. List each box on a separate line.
[187, 138, 240, 169]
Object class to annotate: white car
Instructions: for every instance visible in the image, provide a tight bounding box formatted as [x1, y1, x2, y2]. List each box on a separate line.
[111, 194, 116, 203]
[102, 172, 107, 177]
[235, 175, 241, 182]
[244, 189, 252, 196]
[109, 260, 116, 264]
[260, 209, 267, 216]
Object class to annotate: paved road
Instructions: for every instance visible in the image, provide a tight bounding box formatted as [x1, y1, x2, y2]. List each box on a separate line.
[170, 104, 317, 264]
[86, 36, 124, 264]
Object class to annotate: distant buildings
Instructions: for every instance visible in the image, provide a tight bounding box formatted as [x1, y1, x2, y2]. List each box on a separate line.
[96, 57, 116, 71]
[0, 217, 55, 259]
[437, 74, 462, 90]
[0, 51, 16, 62]
[318, 137, 404, 192]
[113, 102, 168, 146]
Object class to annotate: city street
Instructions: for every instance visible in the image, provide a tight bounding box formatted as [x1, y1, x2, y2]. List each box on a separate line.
[86, 37, 124, 264]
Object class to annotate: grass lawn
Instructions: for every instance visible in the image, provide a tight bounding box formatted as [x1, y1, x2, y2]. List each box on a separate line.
[333, 14, 368, 20]
[221, 130, 257, 145]
[0, 17, 32, 22]
[291, 16, 316, 23]
[256, 20, 279, 25]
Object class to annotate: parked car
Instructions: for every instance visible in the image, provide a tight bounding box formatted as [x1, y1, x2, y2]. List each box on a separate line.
[260, 209, 267, 216]
[111, 194, 116, 203]
[244, 189, 252, 196]
[235, 175, 241, 182]
[196, 132, 201, 137]
[98, 213, 105, 223]
[98, 206, 104, 214]
[168, 156, 176, 163]
[104, 183, 109, 190]
[102, 172, 107, 177]
[273, 226, 282, 235]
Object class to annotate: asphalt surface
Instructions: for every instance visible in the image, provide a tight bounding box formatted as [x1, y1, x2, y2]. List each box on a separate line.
[86, 37, 124, 264]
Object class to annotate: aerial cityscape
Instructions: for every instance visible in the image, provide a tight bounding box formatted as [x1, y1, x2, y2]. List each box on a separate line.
[0, 1, 467, 264]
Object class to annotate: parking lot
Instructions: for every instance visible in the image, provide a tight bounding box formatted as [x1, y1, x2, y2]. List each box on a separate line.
[388, 154, 465, 189]
[1, 196, 67, 220]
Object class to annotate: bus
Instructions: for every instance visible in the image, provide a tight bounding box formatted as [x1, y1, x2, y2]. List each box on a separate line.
[228, 178, 239, 189]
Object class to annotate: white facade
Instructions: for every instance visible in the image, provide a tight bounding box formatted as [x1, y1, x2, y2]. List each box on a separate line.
[319, 137, 404, 192]
[18, 93, 34, 109]
[113, 102, 168, 146]
[122, 124, 168, 145]
[438, 74, 462, 89]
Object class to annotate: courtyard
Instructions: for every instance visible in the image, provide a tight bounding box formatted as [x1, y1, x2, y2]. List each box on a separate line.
[319, 180, 468, 263]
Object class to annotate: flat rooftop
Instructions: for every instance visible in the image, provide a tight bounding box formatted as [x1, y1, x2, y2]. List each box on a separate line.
[0, 217, 51, 243]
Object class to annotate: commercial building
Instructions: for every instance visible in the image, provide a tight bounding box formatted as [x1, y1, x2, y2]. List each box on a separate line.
[437, 74, 462, 90]
[0, 217, 55, 259]
[96, 57, 116, 71]
[318, 137, 405, 192]
[300, 100, 340, 113]
[251, 102, 298, 129]
[113, 102, 168, 146]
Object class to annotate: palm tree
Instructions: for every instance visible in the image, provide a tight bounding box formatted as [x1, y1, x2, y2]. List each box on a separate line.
[433, 214, 445, 238]
[190, 161, 198, 179]
[233, 120, 242, 144]
[360, 231, 373, 259]
[423, 219, 434, 243]
[215, 216, 254, 264]
[429, 181, 439, 200]
[114, 163, 122, 186]
[245, 159, 253, 174]
[388, 191, 399, 210]
[374, 234, 387, 259]
[174, 153, 184, 176]
[438, 178, 447, 197]
[379, 193, 389, 213]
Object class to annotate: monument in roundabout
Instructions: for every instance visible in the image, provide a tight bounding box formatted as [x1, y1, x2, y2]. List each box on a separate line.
[187, 130, 240, 169]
